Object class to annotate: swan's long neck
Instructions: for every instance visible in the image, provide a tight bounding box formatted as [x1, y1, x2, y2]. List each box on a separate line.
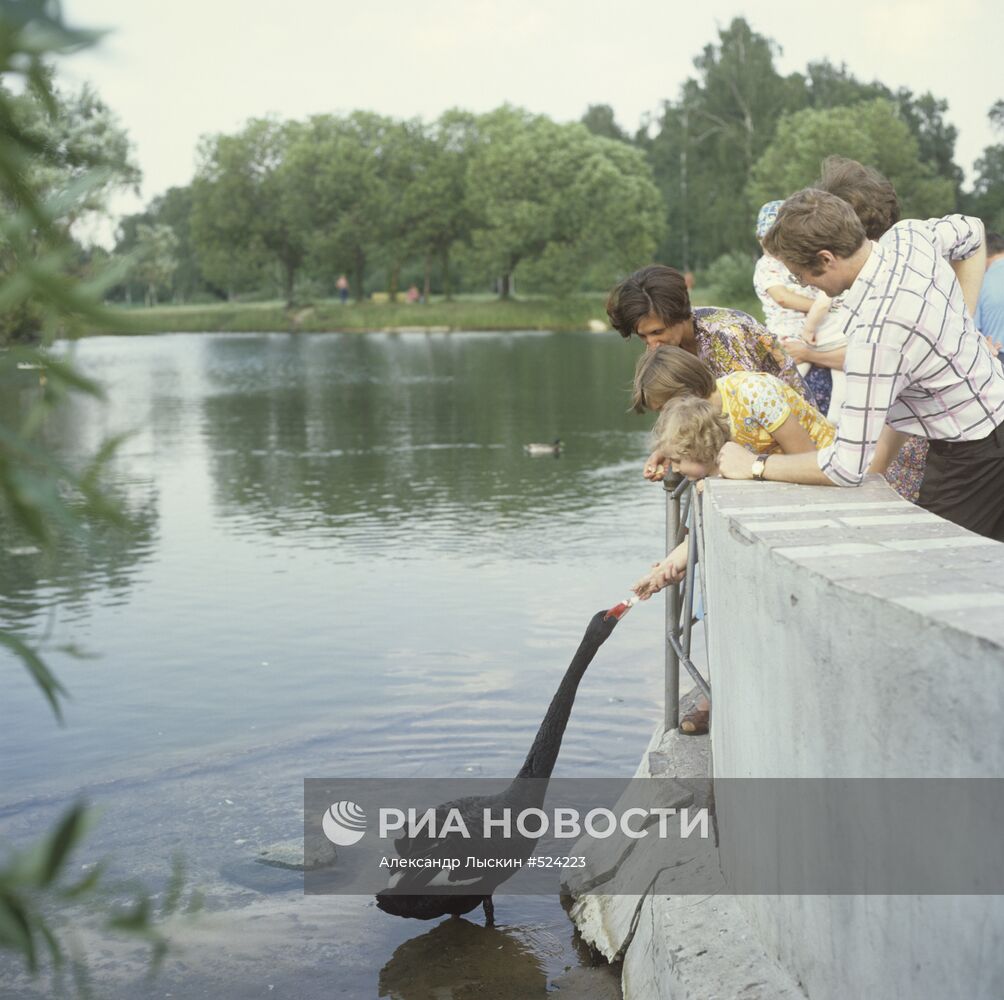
[515, 622, 607, 781]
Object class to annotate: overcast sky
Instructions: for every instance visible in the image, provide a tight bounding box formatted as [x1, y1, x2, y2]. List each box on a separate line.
[61, 0, 1003, 224]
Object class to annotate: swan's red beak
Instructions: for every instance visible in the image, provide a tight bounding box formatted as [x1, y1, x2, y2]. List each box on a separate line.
[604, 595, 639, 621]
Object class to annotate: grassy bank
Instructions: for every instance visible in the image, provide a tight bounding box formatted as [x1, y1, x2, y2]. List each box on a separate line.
[97, 295, 611, 335]
[92, 291, 764, 337]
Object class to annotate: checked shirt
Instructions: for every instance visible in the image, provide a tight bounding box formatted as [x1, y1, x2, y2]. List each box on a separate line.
[817, 215, 1004, 487]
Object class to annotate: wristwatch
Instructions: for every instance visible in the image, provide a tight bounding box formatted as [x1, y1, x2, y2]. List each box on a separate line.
[751, 455, 769, 481]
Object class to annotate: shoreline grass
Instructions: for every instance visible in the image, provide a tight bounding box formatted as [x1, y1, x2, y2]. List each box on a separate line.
[84, 292, 765, 337]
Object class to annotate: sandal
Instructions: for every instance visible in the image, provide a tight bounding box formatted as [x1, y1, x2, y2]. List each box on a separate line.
[679, 705, 709, 736]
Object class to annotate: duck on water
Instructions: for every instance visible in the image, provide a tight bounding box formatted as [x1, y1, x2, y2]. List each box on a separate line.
[375, 598, 635, 926]
[523, 438, 563, 456]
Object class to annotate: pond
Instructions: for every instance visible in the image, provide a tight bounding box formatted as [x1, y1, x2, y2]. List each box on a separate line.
[0, 330, 671, 998]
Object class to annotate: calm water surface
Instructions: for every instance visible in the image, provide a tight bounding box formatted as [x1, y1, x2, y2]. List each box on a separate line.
[0, 330, 669, 998]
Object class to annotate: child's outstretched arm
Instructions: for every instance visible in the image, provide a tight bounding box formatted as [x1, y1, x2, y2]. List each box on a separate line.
[800, 293, 832, 345]
[632, 539, 689, 600]
[767, 285, 816, 314]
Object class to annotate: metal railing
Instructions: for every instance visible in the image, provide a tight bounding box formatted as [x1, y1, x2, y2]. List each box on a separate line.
[663, 474, 712, 731]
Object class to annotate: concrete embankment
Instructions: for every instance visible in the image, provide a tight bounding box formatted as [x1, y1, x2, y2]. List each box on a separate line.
[566, 476, 1004, 999]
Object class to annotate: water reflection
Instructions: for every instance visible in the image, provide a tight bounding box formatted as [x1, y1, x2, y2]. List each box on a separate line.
[0, 330, 660, 998]
[196, 332, 646, 557]
[0, 375, 159, 633]
[378, 918, 549, 999]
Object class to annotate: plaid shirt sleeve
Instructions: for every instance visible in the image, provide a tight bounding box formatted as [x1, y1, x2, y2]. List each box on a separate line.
[923, 214, 985, 261]
[816, 339, 908, 486]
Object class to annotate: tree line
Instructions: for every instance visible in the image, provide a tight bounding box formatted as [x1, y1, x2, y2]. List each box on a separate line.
[5, 16, 1004, 322]
[112, 106, 665, 307]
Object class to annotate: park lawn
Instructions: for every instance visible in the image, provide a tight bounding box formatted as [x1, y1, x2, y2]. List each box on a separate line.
[94, 292, 764, 336]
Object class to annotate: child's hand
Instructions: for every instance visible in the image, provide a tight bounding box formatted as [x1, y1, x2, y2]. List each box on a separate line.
[643, 448, 667, 481]
[800, 324, 817, 345]
[631, 564, 664, 601]
[631, 543, 689, 600]
[780, 337, 812, 364]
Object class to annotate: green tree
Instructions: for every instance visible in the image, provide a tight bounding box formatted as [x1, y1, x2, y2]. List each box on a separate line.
[803, 60, 888, 110]
[190, 117, 304, 304]
[0, 76, 139, 228]
[114, 186, 206, 303]
[797, 62, 961, 191]
[748, 99, 955, 220]
[580, 104, 630, 144]
[895, 91, 962, 193]
[399, 110, 478, 300]
[963, 102, 1004, 233]
[0, 0, 198, 983]
[372, 117, 427, 301]
[283, 111, 393, 302]
[643, 17, 804, 268]
[132, 222, 179, 305]
[0, 67, 138, 342]
[641, 22, 964, 270]
[465, 108, 663, 297]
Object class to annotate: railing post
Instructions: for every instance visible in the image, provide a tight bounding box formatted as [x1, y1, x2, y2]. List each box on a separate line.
[664, 472, 683, 731]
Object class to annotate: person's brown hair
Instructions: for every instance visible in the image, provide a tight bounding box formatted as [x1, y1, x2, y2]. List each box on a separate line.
[817, 156, 900, 239]
[630, 345, 716, 414]
[652, 396, 731, 467]
[606, 264, 692, 340]
[986, 231, 1004, 257]
[763, 189, 867, 274]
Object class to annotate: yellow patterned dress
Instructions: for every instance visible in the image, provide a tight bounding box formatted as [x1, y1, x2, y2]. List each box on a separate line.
[716, 372, 835, 454]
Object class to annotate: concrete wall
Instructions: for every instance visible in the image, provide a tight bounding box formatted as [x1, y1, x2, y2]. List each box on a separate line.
[703, 475, 1004, 1000]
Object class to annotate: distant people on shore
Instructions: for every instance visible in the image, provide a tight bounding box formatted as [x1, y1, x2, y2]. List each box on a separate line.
[336, 274, 350, 304]
[405, 284, 421, 304]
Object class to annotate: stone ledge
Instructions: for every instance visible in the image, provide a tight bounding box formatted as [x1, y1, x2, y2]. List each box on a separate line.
[565, 726, 806, 1000]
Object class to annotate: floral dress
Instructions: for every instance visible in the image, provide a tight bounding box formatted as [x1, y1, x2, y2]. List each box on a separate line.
[692, 307, 817, 409]
[884, 436, 929, 504]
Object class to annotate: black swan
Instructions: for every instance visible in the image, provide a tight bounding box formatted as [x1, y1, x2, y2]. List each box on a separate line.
[375, 598, 635, 925]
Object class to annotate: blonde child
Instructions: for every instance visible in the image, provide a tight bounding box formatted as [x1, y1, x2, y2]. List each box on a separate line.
[632, 345, 836, 466]
[631, 397, 729, 736]
[630, 346, 855, 603]
[631, 346, 898, 597]
[632, 396, 729, 601]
